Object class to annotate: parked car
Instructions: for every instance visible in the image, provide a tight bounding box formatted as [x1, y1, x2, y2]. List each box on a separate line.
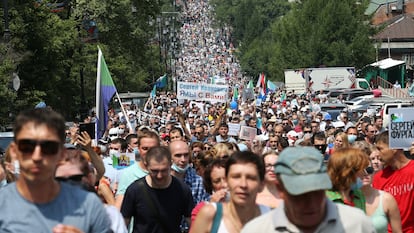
[320, 103, 348, 121]
[346, 96, 393, 110]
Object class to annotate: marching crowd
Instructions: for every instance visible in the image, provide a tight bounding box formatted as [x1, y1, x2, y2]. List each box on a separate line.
[1, 87, 414, 233]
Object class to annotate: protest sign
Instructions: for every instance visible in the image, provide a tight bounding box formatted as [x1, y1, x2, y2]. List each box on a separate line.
[388, 107, 414, 149]
[110, 151, 136, 170]
[228, 123, 241, 136]
[239, 126, 257, 141]
[177, 81, 228, 103]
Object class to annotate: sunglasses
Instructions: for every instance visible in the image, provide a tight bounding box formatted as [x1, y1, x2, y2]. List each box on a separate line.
[55, 174, 84, 182]
[17, 139, 60, 155]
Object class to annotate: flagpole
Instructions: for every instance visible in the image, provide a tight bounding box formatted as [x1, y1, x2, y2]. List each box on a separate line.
[114, 91, 133, 132]
[95, 47, 102, 141]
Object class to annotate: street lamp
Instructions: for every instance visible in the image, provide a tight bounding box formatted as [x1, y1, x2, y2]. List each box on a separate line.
[2, 0, 10, 42]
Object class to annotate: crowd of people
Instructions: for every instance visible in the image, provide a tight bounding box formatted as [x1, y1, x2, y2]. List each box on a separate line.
[1, 105, 413, 232]
[176, 0, 245, 88]
[1, 0, 414, 232]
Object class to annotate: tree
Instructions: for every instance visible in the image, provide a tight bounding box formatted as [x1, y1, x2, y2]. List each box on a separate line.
[211, 0, 375, 82]
[0, 0, 164, 125]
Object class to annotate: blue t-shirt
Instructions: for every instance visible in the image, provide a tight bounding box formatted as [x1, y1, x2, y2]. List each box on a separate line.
[0, 182, 111, 233]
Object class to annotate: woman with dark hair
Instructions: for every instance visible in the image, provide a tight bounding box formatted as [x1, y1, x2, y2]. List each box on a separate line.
[193, 148, 217, 177]
[190, 151, 269, 233]
[256, 152, 282, 209]
[191, 159, 228, 222]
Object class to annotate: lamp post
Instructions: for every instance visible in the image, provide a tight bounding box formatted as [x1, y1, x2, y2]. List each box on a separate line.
[2, 0, 10, 42]
[159, 11, 180, 91]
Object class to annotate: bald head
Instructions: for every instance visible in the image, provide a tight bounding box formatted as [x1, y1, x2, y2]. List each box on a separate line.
[169, 140, 189, 153]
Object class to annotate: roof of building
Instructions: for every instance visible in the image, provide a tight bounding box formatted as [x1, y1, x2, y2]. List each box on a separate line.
[366, 0, 398, 15]
[373, 14, 414, 40]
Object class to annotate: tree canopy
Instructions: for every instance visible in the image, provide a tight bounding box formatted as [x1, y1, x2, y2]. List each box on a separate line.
[212, 0, 376, 81]
[0, 0, 378, 127]
[0, 0, 166, 125]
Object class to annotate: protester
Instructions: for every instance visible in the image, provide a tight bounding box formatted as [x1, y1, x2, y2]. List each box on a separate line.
[241, 146, 375, 233]
[190, 151, 270, 233]
[191, 158, 228, 222]
[326, 148, 369, 212]
[121, 146, 194, 233]
[0, 108, 111, 232]
[115, 130, 160, 209]
[361, 165, 402, 233]
[373, 131, 414, 233]
[169, 140, 209, 204]
[256, 152, 282, 209]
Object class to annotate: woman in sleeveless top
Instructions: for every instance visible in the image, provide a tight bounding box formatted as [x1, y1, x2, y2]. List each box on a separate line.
[361, 166, 402, 233]
[326, 148, 369, 212]
[190, 151, 270, 233]
[256, 152, 282, 209]
[191, 159, 228, 222]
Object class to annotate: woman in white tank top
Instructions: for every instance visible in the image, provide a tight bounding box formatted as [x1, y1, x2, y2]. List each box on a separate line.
[190, 151, 270, 233]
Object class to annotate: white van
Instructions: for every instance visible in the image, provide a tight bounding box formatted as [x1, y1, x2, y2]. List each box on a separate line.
[382, 101, 414, 129]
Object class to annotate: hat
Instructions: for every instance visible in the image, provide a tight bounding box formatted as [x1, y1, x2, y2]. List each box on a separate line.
[275, 147, 332, 195]
[286, 130, 299, 139]
[268, 115, 277, 123]
[324, 114, 332, 121]
[332, 121, 345, 128]
[108, 128, 119, 141]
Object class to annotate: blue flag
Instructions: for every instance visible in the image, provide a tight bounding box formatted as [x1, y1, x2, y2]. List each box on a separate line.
[156, 74, 167, 88]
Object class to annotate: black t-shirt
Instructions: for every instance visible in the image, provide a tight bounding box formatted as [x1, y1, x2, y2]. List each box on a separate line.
[121, 176, 194, 233]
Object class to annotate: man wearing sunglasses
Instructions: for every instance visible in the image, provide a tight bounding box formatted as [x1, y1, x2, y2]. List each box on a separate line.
[0, 108, 111, 232]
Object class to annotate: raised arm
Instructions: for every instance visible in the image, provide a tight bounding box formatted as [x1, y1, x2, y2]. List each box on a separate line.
[77, 131, 105, 181]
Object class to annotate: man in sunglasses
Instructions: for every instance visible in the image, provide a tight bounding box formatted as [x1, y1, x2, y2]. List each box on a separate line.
[0, 108, 111, 232]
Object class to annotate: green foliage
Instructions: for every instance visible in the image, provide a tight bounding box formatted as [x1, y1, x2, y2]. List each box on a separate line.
[213, 0, 376, 82]
[0, 0, 163, 126]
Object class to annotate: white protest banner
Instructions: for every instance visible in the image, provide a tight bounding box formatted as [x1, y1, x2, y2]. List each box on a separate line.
[177, 81, 228, 103]
[389, 107, 414, 149]
[239, 126, 257, 141]
[228, 123, 241, 136]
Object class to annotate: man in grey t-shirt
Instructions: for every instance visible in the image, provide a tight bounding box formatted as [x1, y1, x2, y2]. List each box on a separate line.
[0, 108, 111, 233]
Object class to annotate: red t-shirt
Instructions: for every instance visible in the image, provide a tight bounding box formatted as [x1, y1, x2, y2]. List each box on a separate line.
[372, 160, 414, 233]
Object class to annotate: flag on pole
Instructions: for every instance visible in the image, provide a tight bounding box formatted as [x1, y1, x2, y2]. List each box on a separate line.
[96, 47, 117, 139]
[267, 80, 277, 91]
[233, 87, 239, 101]
[247, 80, 254, 89]
[150, 85, 157, 99]
[256, 73, 267, 97]
[155, 74, 168, 88]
